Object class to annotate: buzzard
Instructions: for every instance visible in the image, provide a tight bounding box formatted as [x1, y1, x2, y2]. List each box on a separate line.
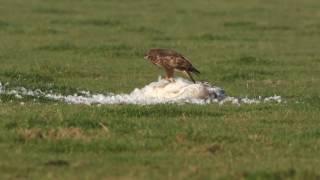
[144, 48, 200, 83]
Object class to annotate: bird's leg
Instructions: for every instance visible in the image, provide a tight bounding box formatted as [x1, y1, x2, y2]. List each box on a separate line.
[165, 68, 175, 82]
[184, 71, 196, 83]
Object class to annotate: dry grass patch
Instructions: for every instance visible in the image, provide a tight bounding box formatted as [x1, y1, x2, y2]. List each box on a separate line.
[17, 127, 107, 141]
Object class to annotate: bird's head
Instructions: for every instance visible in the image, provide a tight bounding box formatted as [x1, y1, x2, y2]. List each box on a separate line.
[144, 53, 150, 60]
[144, 50, 153, 60]
[144, 49, 159, 60]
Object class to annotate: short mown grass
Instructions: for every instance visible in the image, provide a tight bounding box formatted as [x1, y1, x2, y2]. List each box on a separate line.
[1, 0, 320, 179]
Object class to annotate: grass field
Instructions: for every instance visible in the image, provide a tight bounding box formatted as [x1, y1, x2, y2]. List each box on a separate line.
[1, 0, 320, 179]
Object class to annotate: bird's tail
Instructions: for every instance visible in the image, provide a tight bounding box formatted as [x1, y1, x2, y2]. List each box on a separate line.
[190, 67, 200, 75]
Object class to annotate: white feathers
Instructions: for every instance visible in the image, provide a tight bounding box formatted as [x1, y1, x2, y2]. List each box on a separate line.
[0, 78, 282, 105]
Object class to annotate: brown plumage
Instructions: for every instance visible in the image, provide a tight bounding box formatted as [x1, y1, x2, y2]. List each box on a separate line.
[144, 49, 200, 83]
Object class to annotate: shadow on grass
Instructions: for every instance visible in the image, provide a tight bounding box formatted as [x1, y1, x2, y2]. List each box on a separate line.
[124, 26, 163, 34]
[50, 19, 121, 27]
[193, 33, 232, 41]
[32, 7, 76, 15]
[44, 160, 70, 167]
[37, 42, 78, 51]
[0, 20, 10, 29]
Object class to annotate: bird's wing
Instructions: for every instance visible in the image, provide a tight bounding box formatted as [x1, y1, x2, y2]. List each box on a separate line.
[159, 55, 184, 68]
[173, 56, 196, 71]
[156, 50, 200, 73]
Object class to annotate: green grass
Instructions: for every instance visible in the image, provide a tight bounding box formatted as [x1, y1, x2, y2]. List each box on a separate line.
[1, 0, 320, 179]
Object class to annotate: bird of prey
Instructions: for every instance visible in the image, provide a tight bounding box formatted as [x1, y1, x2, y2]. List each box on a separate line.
[144, 48, 200, 83]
